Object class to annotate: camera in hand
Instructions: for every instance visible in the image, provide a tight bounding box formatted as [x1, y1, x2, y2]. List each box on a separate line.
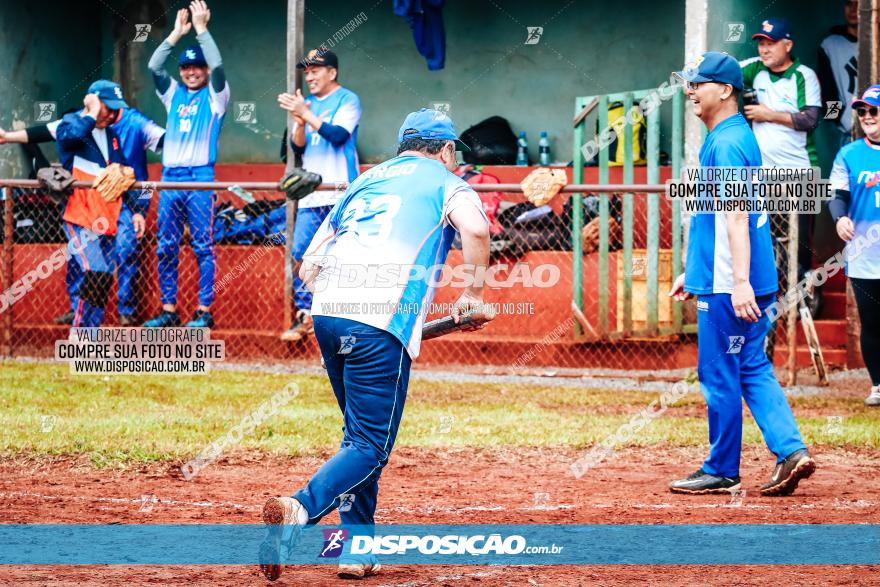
[742, 88, 758, 106]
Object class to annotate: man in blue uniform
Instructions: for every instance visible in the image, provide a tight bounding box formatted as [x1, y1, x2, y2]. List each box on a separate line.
[258, 109, 490, 582]
[145, 0, 229, 328]
[0, 103, 163, 326]
[55, 82, 143, 328]
[277, 49, 362, 342]
[668, 52, 815, 495]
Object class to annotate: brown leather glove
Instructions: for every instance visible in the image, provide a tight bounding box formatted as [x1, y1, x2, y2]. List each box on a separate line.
[520, 168, 567, 206]
[92, 163, 136, 203]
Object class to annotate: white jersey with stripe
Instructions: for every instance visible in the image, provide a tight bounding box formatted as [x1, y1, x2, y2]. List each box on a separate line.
[304, 154, 488, 359]
[740, 57, 821, 167]
[820, 32, 858, 133]
[158, 78, 230, 168]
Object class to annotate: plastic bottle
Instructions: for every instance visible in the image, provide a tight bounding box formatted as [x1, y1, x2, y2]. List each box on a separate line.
[538, 131, 551, 166]
[516, 131, 529, 166]
[515, 204, 552, 224]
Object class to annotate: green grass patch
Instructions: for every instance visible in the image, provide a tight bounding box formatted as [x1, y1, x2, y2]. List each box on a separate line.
[1, 361, 878, 466]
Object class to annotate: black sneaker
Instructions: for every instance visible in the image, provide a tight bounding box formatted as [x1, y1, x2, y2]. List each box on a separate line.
[187, 309, 214, 328]
[760, 449, 816, 496]
[143, 310, 181, 328]
[54, 310, 74, 325]
[669, 468, 741, 494]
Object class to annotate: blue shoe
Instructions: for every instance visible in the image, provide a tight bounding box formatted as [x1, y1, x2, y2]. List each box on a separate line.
[187, 310, 215, 328]
[143, 310, 181, 328]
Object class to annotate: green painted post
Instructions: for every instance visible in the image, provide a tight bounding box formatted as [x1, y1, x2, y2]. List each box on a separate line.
[622, 93, 634, 336]
[646, 101, 660, 335]
[571, 98, 586, 337]
[671, 87, 684, 333]
[598, 95, 610, 336]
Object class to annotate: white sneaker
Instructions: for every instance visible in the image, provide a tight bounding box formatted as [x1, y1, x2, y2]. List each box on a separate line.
[866, 386, 880, 407]
[259, 497, 306, 581]
[337, 561, 381, 579]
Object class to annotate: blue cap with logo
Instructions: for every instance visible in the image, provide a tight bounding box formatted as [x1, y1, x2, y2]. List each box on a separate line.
[752, 18, 792, 42]
[398, 108, 470, 151]
[852, 85, 880, 109]
[179, 44, 207, 67]
[87, 80, 128, 110]
[673, 51, 744, 91]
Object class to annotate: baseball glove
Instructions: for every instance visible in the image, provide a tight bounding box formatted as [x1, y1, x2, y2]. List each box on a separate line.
[520, 168, 567, 206]
[279, 167, 322, 201]
[36, 164, 75, 202]
[92, 163, 136, 203]
[581, 215, 622, 254]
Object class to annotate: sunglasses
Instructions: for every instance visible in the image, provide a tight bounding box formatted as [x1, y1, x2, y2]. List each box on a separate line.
[857, 106, 879, 118]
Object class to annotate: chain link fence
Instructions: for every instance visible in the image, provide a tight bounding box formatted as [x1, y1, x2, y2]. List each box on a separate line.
[0, 177, 802, 379]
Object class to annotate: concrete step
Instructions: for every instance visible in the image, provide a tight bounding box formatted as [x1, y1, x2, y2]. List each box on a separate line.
[818, 291, 846, 320]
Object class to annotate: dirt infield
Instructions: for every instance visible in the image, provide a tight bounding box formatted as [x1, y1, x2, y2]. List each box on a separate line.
[1, 445, 878, 586]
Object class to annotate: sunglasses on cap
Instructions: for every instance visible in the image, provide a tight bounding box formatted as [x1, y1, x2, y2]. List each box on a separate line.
[857, 106, 879, 118]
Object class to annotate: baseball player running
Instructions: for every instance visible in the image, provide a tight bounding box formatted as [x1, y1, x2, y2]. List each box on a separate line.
[145, 0, 229, 329]
[0, 103, 164, 326]
[53, 82, 140, 328]
[668, 52, 815, 496]
[258, 109, 490, 581]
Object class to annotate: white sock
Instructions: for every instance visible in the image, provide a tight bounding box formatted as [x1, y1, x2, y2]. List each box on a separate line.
[294, 499, 309, 525]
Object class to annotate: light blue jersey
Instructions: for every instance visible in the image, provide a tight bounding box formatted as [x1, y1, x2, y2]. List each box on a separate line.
[158, 78, 230, 168]
[298, 86, 361, 208]
[305, 155, 487, 359]
[685, 113, 778, 297]
[830, 138, 880, 278]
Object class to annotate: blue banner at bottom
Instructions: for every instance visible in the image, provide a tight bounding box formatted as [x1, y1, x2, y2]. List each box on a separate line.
[0, 524, 878, 565]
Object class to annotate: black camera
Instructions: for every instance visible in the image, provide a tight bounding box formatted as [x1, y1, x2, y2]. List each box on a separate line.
[742, 88, 759, 106]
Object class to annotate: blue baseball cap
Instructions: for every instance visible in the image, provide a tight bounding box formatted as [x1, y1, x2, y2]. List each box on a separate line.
[853, 85, 880, 109]
[752, 18, 792, 42]
[179, 44, 207, 67]
[673, 51, 743, 91]
[87, 80, 127, 110]
[398, 108, 470, 151]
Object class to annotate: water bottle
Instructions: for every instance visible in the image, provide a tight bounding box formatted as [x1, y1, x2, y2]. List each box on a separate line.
[516, 131, 529, 166]
[539, 131, 551, 166]
[515, 204, 552, 224]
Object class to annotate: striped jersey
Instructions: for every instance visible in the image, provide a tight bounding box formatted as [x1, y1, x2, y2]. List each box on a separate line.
[740, 57, 821, 167]
[684, 113, 778, 297]
[304, 154, 488, 359]
[297, 86, 361, 208]
[829, 138, 880, 278]
[158, 78, 229, 168]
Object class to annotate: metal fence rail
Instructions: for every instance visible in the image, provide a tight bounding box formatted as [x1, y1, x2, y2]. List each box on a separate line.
[0, 169, 797, 378]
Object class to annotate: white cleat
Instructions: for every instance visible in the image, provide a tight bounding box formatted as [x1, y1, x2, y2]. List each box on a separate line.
[865, 386, 880, 407]
[259, 497, 306, 582]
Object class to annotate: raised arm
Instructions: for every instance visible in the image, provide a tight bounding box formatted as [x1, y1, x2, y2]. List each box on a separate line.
[55, 96, 101, 147]
[148, 8, 191, 94]
[190, 1, 226, 92]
